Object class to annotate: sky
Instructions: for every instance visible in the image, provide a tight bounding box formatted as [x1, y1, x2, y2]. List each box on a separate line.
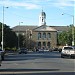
[0, 0, 74, 28]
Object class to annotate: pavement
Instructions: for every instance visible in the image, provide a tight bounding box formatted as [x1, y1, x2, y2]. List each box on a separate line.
[0, 52, 75, 75]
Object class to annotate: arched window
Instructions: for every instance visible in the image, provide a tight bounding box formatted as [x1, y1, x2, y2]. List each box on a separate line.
[38, 42, 41, 48]
[47, 42, 50, 48]
[43, 33, 46, 38]
[47, 33, 51, 38]
[38, 33, 41, 39]
[43, 42, 46, 47]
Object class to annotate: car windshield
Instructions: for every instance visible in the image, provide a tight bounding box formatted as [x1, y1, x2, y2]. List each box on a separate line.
[64, 47, 73, 50]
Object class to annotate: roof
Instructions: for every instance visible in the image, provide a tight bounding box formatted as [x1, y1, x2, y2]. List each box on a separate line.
[12, 25, 37, 32]
[50, 26, 69, 32]
[12, 25, 69, 32]
[33, 25, 57, 32]
[40, 10, 46, 17]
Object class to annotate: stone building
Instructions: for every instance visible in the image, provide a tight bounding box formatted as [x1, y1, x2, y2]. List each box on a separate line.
[12, 10, 69, 49]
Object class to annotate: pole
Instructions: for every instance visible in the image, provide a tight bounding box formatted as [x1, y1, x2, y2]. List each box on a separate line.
[26, 29, 27, 48]
[18, 22, 23, 50]
[1, 6, 8, 60]
[2, 6, 4, 50]
[17, 32, 19, 50]
[30, 30, 32, 49]
[72, 16, 74, 46]
[2, 6, 8, 50]
[18, 22, 20, 50]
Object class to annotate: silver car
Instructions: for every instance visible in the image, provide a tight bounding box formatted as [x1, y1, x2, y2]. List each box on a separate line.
[61, 46, 75, 58]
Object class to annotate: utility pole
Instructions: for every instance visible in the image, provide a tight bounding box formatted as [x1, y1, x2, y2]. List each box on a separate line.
[1, 6, 8, 50]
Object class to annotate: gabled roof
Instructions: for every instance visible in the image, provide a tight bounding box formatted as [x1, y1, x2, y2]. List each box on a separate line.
[33, 25, 57, 32]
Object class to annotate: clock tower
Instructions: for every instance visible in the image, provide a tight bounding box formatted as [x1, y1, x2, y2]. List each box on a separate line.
[39, 10, 46, 26]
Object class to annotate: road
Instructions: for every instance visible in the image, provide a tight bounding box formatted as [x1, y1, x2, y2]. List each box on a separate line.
[0, 51, 75, 75]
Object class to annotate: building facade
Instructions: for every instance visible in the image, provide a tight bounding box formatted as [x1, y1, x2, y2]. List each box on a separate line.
[12, 10, 68, 49]
[32, 25, 57, 49]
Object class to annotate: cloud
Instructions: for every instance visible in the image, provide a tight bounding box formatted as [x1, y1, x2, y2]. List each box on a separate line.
[0, 0, 40, 9]
[0, 0, 74, 9]
[52, 0, 74, 7]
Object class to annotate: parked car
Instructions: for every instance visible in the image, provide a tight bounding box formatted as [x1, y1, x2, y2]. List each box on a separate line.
[61, 46, 75, 58]
[38, 49, 44, 53]
[19, 48, 28, 54]
[50, 48, 62, 52]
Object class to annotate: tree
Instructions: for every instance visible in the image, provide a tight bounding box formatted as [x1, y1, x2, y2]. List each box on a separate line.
[58, 25, 75, 46]
[0, 22, 18, 48]
[19, 33, 36, 49]
[18, 34, 25, 48]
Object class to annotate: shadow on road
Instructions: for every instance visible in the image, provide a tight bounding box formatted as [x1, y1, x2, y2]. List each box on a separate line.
[4, 52, 61, 61]
[0, 68, 59, 72]
[0, 69, 75, 75]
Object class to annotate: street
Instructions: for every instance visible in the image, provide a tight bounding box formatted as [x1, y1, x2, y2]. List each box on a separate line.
[0, 51, 75, 75]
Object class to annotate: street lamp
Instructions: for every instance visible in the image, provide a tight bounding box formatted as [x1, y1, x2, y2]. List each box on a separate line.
[17, 22, 23, 50]
[26, 29, 32, 49]
[29, 30, 32, 49]
[1, 6, 8, 50]
[62, 13, 74, 46]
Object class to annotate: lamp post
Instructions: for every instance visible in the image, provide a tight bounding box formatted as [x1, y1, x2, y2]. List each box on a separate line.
[18, 22, 23, 50]
[72, 16, 74, 46]
[1, 6, 8, 50]
[62, 13, 74, 46]
[29, 30, 32, 49]
[26, 29, 29, 49]
[26, 29, 32, 49]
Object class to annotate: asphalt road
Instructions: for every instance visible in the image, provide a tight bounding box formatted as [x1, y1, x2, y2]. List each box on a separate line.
[0, 51, 75, 75]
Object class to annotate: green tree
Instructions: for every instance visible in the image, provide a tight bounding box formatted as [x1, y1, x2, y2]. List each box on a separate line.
[19, 34, 36, 49]
[0, 22, 18, 48]
[58, 25, 75, 46]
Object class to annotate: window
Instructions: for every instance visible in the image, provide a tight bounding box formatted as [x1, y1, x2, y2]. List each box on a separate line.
[42, 19, 43, 22]
[47, 33, 51, 38]
[38, 33, 41, 39]
[43, 33, 46, 38]
[47, 42, 50, 48]
[38, 42, 41, 47]
[43, 42, 46, 47]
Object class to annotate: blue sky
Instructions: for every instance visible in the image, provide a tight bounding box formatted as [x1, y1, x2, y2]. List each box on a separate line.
[0, 0, 74, 28]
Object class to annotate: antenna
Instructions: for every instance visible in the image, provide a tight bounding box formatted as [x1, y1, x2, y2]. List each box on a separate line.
[42, 6, 43, 12]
